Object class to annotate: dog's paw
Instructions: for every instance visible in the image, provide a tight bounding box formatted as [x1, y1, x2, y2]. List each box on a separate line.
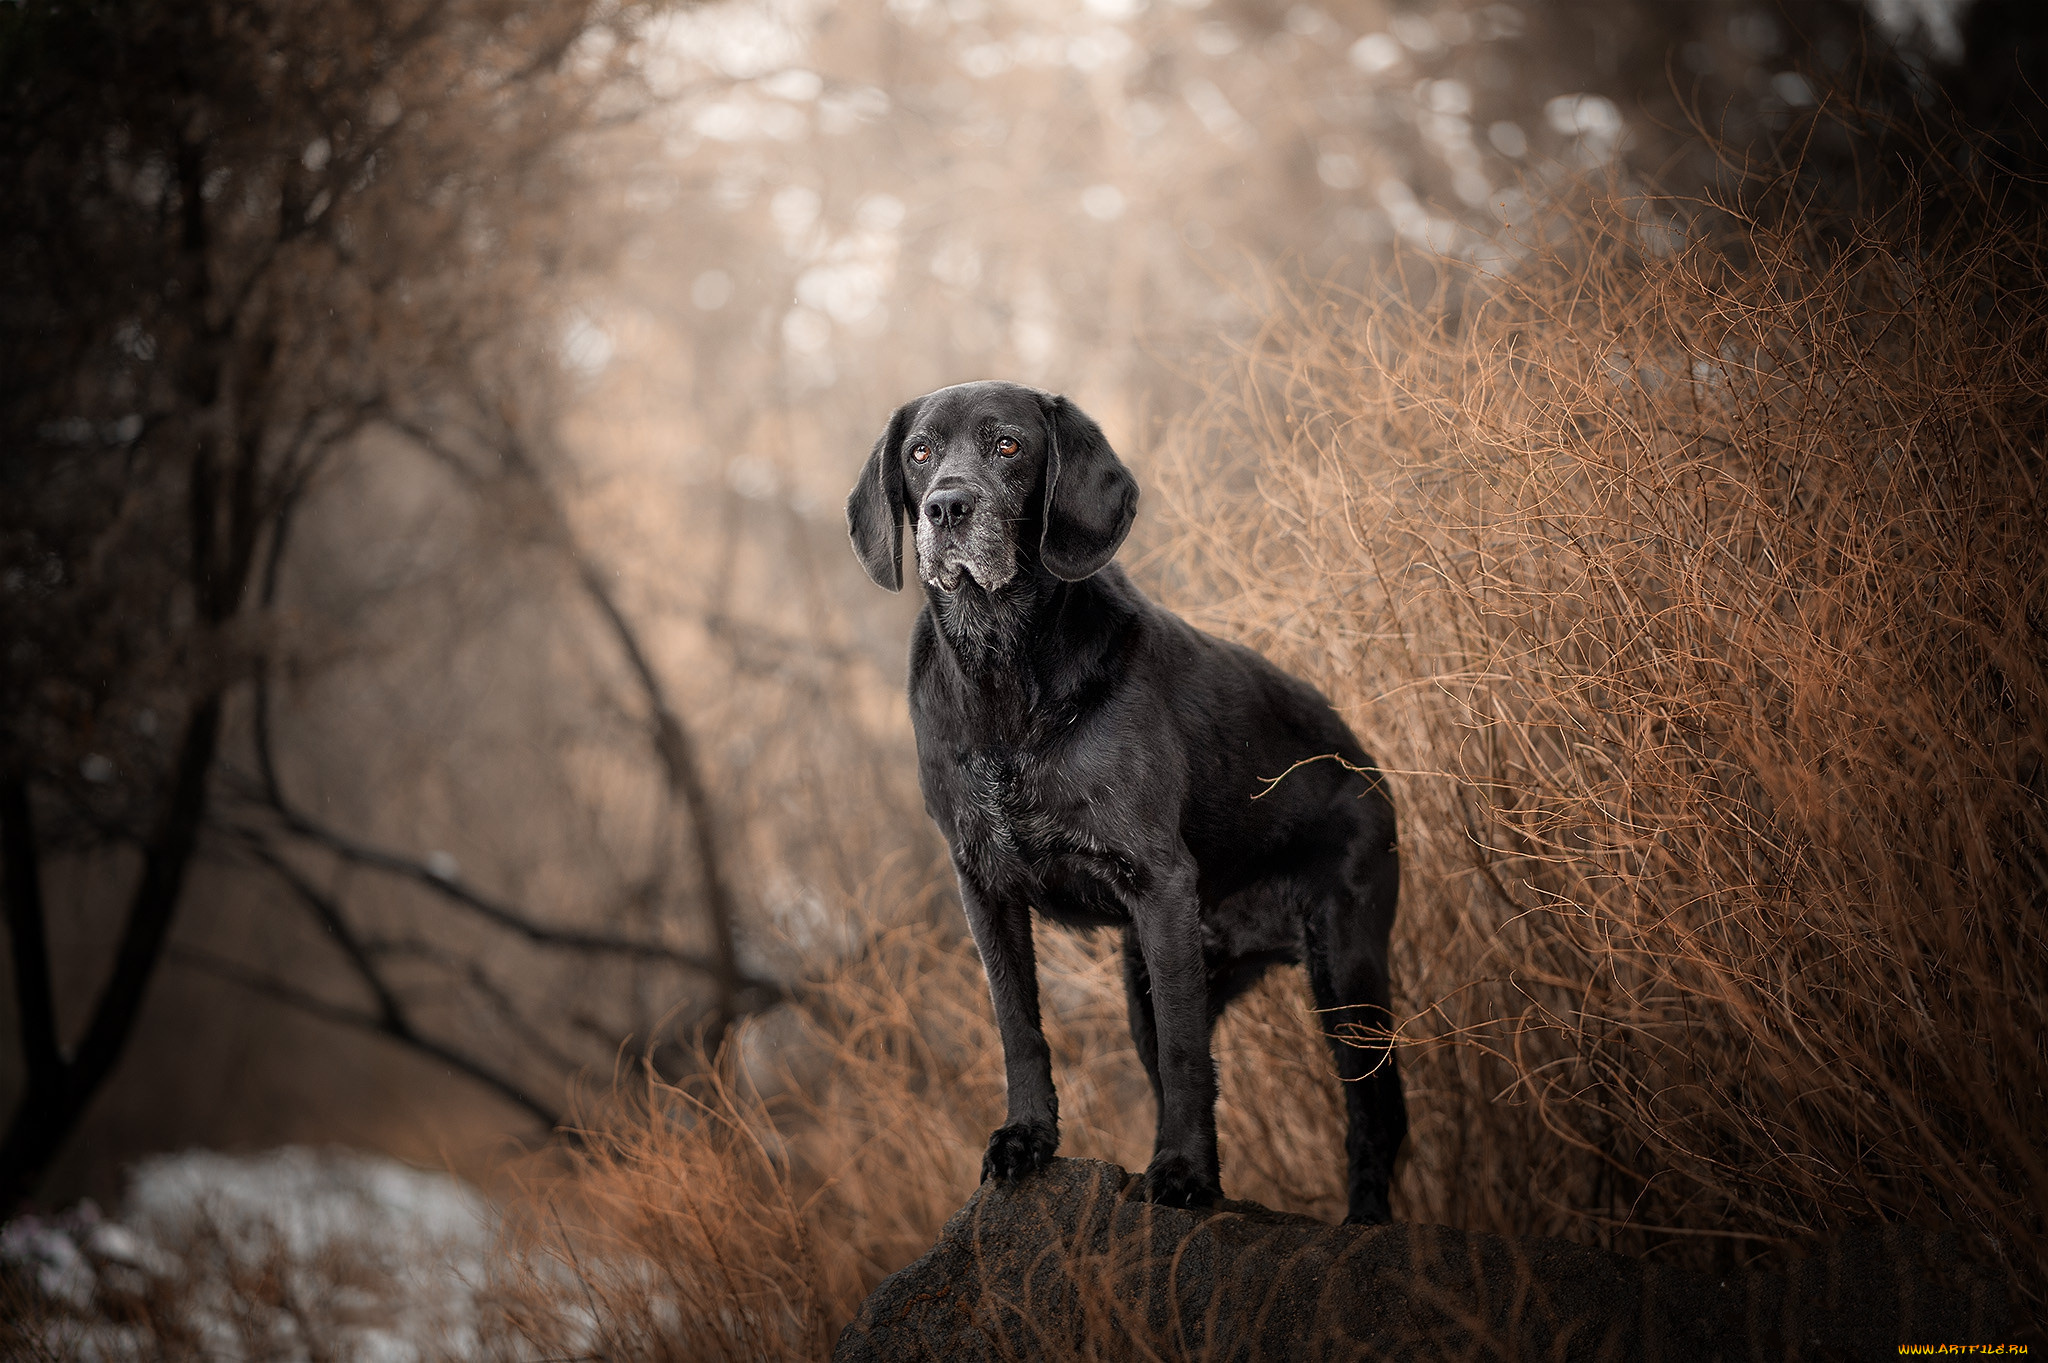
[1141, 1151, 1220, 1210]
[981, 1122, 1058, 1183]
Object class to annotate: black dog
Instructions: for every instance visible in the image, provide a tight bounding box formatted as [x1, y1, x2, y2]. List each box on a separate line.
[845, 380, 1406, 1223]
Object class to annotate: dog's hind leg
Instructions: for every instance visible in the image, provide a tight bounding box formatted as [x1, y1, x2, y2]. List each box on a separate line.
[1304, 845, 1407, 1225]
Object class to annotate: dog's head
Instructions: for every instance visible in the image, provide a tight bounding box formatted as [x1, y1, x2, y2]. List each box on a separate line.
[845, 380, 1138, 594]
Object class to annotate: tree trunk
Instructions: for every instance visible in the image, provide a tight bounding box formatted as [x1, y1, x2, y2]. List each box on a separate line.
[0, 695, 223, 1211]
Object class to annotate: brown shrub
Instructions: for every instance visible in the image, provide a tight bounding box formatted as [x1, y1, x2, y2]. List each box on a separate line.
[1148, 115, 2048, 1300]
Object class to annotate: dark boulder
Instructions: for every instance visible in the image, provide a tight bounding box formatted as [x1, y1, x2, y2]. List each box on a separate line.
[833, 1158, 2015, 1362]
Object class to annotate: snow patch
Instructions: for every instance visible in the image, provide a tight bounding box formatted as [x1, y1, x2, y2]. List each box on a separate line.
[3, 1147, 492, 1363]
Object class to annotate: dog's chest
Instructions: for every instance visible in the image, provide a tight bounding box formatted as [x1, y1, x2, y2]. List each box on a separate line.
[935, 738, 1138, 928]
[912, 622, 1138, 912]
[953, 745, 1065, 865]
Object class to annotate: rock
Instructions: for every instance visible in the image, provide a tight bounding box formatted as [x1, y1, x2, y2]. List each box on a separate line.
[833, 1158, 2017, 1362]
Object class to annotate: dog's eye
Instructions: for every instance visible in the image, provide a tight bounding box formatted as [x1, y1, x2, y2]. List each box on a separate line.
[995, 436, 1019, 456]
[910, 443, 931, 463]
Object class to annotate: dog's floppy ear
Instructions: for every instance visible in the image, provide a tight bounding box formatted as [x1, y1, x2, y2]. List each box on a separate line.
[846, 401, 917, 591]
[1039, 393, 1137, 582]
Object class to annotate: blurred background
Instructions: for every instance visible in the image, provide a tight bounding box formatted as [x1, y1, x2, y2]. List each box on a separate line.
[0, 0, 2028, 1228]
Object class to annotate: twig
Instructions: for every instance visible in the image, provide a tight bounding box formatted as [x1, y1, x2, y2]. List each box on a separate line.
[171, 943, 564, 1131]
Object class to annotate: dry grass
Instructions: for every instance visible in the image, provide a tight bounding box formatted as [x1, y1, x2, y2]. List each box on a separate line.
[476, 919, 1120, 1359]
[477, 109, 2048, 1357]
[475, 905, 1356, 1359]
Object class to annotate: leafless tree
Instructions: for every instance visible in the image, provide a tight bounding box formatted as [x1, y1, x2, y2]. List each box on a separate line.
[0, 0, 778, 1209]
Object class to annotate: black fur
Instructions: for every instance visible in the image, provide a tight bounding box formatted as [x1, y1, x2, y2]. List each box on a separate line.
[846, 380, 1407, 1223]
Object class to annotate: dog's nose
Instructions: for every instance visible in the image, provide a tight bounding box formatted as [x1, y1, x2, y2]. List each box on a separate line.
[924, 487, 975, 529]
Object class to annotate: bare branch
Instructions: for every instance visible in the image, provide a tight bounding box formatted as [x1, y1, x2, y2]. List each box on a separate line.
[232, 802, 738, 972]
[170, 944, 562, 1131]
[380, 410, 751, 1025]
[455, 957, 591, 1079]
[293, 913, 591, 1078]
[235, 834, 406, 1031]
[239, 840, 585, 1108]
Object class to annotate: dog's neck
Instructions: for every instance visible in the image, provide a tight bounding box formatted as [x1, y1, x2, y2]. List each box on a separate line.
[923, 560, 1123, 694]
[925, 563, 1056, 670]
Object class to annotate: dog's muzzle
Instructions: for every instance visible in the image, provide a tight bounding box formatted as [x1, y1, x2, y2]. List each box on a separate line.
[916, 484, 1014, 592]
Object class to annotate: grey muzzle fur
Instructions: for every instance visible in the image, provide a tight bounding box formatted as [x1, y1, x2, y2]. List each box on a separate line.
[915, 480, 1019, 593]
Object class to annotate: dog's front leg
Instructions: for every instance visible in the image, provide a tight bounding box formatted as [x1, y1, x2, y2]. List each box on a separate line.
[1131, 860, 1221, 1208]
[958, 870, 1059, 1182]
